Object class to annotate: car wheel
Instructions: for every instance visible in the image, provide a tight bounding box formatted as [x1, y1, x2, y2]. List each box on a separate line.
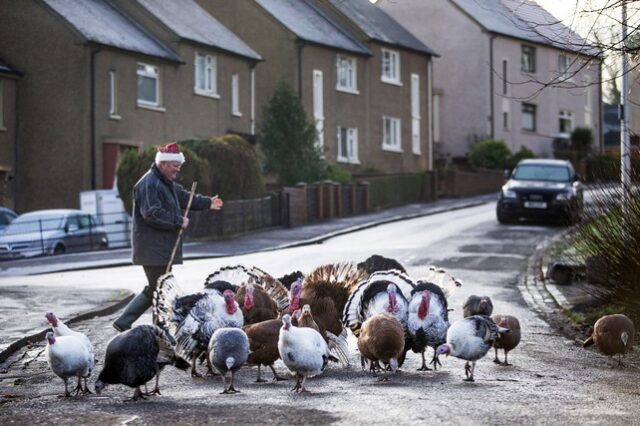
[53, 243, 66, 255]
[497, 209, 513, 224]
[99, 240, 108, 250]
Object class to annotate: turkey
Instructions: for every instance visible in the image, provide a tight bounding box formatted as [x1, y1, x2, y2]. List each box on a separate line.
[153, 273, 243, 377]
[583, 314, 635, 367]
[462, 295, 493, 318]
[208, 328, 250, 394]
[343, 269, 415, 336]
[491, 314, 521, 366]
[406, 282, 450, 371]
[417, 266, 463, 299]
[205, 264, 289, 321]
[243, 319, 288, 382]
[45, 312, 95, 392]
[296, 304, 320, 333]
[45, 332, 93, 397]
[357, 313, 405, 381]
[277, 270, 305, 290]
[290, 263, 366, 366]
[278, 314, 337, 393]
[436, 315, 508, 382]
[94, 324, 188, 400]
[357, 254, 407, 275]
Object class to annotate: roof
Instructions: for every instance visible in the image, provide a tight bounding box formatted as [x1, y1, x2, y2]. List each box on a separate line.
[0, 58, 22, 77]
[41, 0, 181, 62]
[452, 0, 601, 57]
[327, 0, 437, 56]
[135, 0, 262, 61]
[255, 0, 370, 55]
[518, 159, 572, 166]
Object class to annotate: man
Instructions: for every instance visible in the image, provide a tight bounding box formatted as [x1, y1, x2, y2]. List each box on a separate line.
[112, 142, 223, 332]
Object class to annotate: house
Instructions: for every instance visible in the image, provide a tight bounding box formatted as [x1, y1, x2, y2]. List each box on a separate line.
[200, 0, 437, 174]
[0, 0, 260, 212]
[380, 0, 602, 160]
[0, 58, 22, 209]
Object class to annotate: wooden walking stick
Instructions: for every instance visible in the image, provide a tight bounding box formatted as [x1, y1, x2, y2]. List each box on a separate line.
[166, 181, 197, 274]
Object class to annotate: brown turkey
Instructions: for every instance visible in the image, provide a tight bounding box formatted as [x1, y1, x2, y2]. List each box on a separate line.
[491, 314, 521, 366]
[357, 313, 405, 381]
[583, 314, 635, 367]
[243, 319, 288, 382]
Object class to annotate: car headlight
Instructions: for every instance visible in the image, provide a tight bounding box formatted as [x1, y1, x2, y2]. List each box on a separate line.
[502, 188, 517, 199]
[555, 191, 573, 201]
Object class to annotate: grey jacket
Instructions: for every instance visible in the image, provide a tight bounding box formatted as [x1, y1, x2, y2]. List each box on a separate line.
[132, 164, 212, 266]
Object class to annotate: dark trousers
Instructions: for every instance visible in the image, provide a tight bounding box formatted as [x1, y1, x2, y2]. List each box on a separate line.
[141, 265, 170, 298]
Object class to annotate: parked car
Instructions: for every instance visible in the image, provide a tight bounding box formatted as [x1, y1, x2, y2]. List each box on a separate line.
[497, 159, 584, 225]
[0, 209, 109, 259]
[0, 207, 18, 233]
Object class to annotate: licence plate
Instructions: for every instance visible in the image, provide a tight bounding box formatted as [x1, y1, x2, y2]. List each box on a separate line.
[524, 201, 547, 209]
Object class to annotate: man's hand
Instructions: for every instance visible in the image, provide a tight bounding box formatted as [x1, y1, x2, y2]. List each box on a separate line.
[181, 216, 190, 230]
[210, 195, 224, 211]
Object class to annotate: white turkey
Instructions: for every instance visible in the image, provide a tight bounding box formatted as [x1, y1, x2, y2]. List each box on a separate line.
[153, 273, 243, 377]
[436, 315, 509, 382]
[406, 282, 450, 371]
[418, 266, 463, 299]
[45, 311, 95, 392]
[94, 324, 188, 400]
[204, 264, 289, 324]
[45, 331, 93, 397]
[208, 327, 250, 394]
[278, 314, 337, 393]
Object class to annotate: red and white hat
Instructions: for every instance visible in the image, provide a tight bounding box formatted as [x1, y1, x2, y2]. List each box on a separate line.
[155, 142, 185, 164]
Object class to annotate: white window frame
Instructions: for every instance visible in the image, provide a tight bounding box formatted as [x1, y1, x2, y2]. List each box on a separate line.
[194, 52, 218, 98]
[231, 74, 241, 116]
[522, 103, 536, 132]
[337, 126, 359, 164]
[433, 93, 440, 143]
[559, 110, 573, 136]
[411, 73, 420, 154]
[336, 55, 358, 94]
[137, 63, 161, 108]
[382, 116, 402, 152]
[558, 54, 570, 80]
[109, 70, 120, 120]
[0, 80, 4, 130]
[521, 45, 536, 73]
[502, 58, 508, 95]
[313, 70, 324, 149]
[381, 48, 401, 85]
[584, 74, 592, 127]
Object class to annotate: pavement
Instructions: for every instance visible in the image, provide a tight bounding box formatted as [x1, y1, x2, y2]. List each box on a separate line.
[0, 191, 593, 365]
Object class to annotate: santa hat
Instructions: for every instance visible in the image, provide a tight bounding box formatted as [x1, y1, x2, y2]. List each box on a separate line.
[155, 142, 185, 164]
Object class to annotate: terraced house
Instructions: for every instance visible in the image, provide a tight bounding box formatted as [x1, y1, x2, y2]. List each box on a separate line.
[201, 0, 437, 174]
[0, 0, 261, 212]
[380, 0, 602, 159]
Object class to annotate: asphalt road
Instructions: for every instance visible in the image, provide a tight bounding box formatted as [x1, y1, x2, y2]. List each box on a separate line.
[1, 203, 639, 425]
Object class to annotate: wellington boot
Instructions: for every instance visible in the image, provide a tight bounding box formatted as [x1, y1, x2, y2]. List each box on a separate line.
[112, 293, 152, 332]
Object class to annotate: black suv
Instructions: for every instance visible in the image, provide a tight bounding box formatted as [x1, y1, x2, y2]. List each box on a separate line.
[496, 159, 583, 224]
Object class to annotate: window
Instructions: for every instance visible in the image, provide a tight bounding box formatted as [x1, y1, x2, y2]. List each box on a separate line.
[521, 45, 536, 73]
[558, 54, 570, 79]
[584, 74, 592, 127]
[559, 110, 573, 135]
[522, 103, 536, 132]
[109, 71, 119, 118]
[381, 49, 400, 84]
[383, 117, 402, 151]
[137, 63, 160, 107]
[411, 74, 420, 154]
[503, 112, 509, 130]
[313, 70, 324, 148]
[337, 127, 358, 163]
[0, 80, 4, 130]
[231, 74, 240, 116]
[336, 55, 357, 92]
[194, 53, 217, 96]
[502, 59, 508, 95]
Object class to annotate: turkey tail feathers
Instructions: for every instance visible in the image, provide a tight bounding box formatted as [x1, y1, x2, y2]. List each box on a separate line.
[326, 329, 350, 367]
[250, 266, 290, 313]
[153, 273, 184, 335]
[204, 264, 258, 288]
[419, 266, 462, 299]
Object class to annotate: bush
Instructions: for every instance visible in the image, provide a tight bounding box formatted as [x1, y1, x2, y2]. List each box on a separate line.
[571, 127, 593, 158]
[587, 155, 619, 182]
[506, 146, 535, 169]
[259, 81, 326, 185]
[468, 139, 511, 170]
[182, 135, 265, 201]
[325, 165, 352, 184]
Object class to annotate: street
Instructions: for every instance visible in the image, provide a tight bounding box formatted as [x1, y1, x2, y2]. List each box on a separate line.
[1, 202, 639, 424]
